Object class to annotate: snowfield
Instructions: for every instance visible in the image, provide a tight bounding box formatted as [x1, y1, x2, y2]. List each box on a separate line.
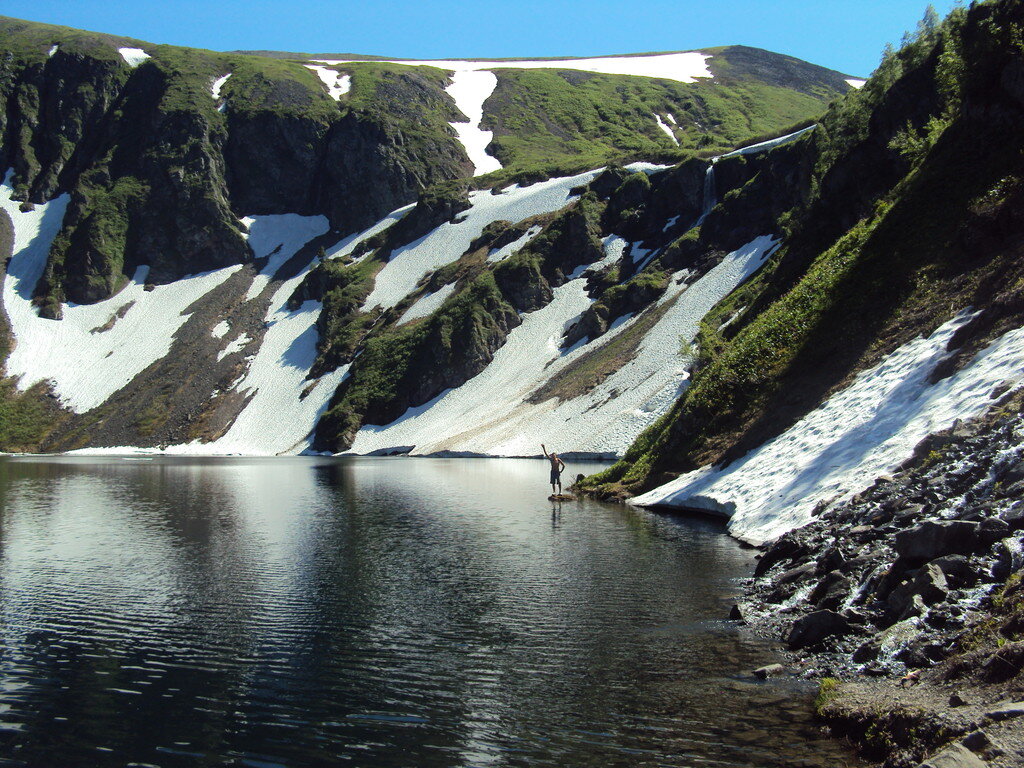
[118, 47, 150, 67]
[312, 52, 714, 84]
[446, 69, 502, 176]
[718, 125, 816, 160]
[0, 174, 241, 413]
[631, 313, 1024, 546]
[362, 169, 605, 311]
[350, 236, 778, 457]
[211, 73, 231, 99]
[304, 65, 351, 100]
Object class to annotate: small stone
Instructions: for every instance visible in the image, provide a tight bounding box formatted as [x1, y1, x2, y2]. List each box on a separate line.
[950, 692, 970, 707]
[729, 604, 743, 621]
[753, 663, 785, 679]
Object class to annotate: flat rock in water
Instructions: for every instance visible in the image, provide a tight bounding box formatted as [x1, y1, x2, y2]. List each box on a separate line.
[549, 494, 576, 501]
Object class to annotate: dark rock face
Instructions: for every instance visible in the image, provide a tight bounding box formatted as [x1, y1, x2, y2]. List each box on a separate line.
[894, 521, 981, 561]
[787, 610, 851, 649]
[2, 47, 471, 311]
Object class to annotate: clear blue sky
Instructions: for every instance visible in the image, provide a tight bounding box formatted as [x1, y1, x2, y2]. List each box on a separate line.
[9, 0, 959, 77]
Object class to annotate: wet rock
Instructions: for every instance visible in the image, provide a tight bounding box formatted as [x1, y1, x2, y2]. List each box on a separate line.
[852, 639, 881, 663]
[930, 555, 979, 589]
[917, 743, 987, 768]
[777, 562, 816, 586]
[998, 458, 1024, 485]
[977, 517, 1010, 546]
[729, 604, 744, 621]
[894, 520, 980, 561]
[999, 502, 1024, 530]
[809, 570, 851, 611]
[755, 537, 810, 577]
[991, 536, 1024, 581]
[753, 663, 786, 679]
[787, 610, 851, 650]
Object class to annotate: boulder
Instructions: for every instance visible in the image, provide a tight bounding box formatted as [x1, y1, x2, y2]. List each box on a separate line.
[977, 517, 1010, 546]
[786, 610, 851, 650]
[930, 555, 979, 588]
[999, 502, 1024, 530]
[916, 743, 987, 768]
[809, 570, 852, 611]
[894, 520, 980, 561]
[991, 537, 1024, 581]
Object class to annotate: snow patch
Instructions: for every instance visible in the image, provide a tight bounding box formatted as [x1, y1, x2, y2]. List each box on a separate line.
[350, 236, 777, 457]
[216, 333, 251, 362]
[118, 47, 150, 68]
[304, 65, 351, 100]
[47, 45, 58, 58]
[211, 73, 231, 100]
[846, 78, 867, 89]
[211, 321, 230, 339]
[0, 172, 240, 413]
[446, 69, 502, 176]
[665, 113, 677, 125]
[654, 114, 679, 145]
[718, 125, 816, 160]
[313, 52, 714, 84]
[398, 283, 458, 325]
[632, 313, 1024, 546]
[362, 169, 600, 312]
[487, 225, 543, 263]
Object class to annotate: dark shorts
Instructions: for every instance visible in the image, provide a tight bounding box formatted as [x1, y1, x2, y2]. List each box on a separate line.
[550, 469, 562, 484]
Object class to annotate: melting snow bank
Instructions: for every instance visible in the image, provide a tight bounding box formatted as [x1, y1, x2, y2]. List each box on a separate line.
[0, 174, 241, 413]
[718, 125, 816, 160]
[303, 65, 351, 100]
[846, 78, 867, 89]
[211, 73, 231, 99]
[118, 47, 150, 68]
[446, 70, 502, 176]
[350, 236, 777, 457]
[313, 52, 714, 84]
[632, 313, 1024, 546]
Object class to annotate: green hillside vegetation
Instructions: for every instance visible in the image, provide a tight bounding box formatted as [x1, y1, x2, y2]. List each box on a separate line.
[580, 0, 1024, 499]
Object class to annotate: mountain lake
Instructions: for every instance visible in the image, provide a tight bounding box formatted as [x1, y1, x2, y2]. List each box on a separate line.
[0, 456, 864, 767]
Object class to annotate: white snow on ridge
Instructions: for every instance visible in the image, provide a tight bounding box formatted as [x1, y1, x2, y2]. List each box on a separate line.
[398, 283, 458, 325]
[446, 69, 502, 176]
[362, 168, 601, 312]
[304, 65, 351, 100]
[0, 173, 240, 413]
[846, 78, 867, 89]
[654, 114, 679, 145]
[718, 125, 816, 160]
[118, 47, 150, 68]
[48, 45, 58, 58]
[632, 313, 1024, 546]
[350, 236, 777, 457]
[313, 52, 714, 84]
[211, 73, 231, 99]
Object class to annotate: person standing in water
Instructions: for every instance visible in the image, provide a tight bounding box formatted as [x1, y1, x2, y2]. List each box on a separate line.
[541, 444, 566, 495]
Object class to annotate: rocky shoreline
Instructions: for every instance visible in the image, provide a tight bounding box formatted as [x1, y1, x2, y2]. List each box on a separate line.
[735, 388, 1024, 767]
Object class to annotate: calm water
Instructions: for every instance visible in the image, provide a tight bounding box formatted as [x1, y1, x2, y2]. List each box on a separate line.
[0, 456, 860, 768]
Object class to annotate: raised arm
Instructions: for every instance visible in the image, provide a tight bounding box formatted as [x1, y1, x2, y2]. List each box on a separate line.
[541, 444, 550, 458]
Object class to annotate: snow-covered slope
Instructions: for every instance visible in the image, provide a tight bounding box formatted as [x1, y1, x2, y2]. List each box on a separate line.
[631, 315, 1024, 545]
[351, 236, 777, 457]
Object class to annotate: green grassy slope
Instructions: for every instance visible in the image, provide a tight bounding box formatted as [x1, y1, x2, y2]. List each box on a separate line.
[580, 0, 1024, 499]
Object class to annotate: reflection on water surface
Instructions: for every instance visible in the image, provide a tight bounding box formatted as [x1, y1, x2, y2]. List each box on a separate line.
[0, 456, 861, 767]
